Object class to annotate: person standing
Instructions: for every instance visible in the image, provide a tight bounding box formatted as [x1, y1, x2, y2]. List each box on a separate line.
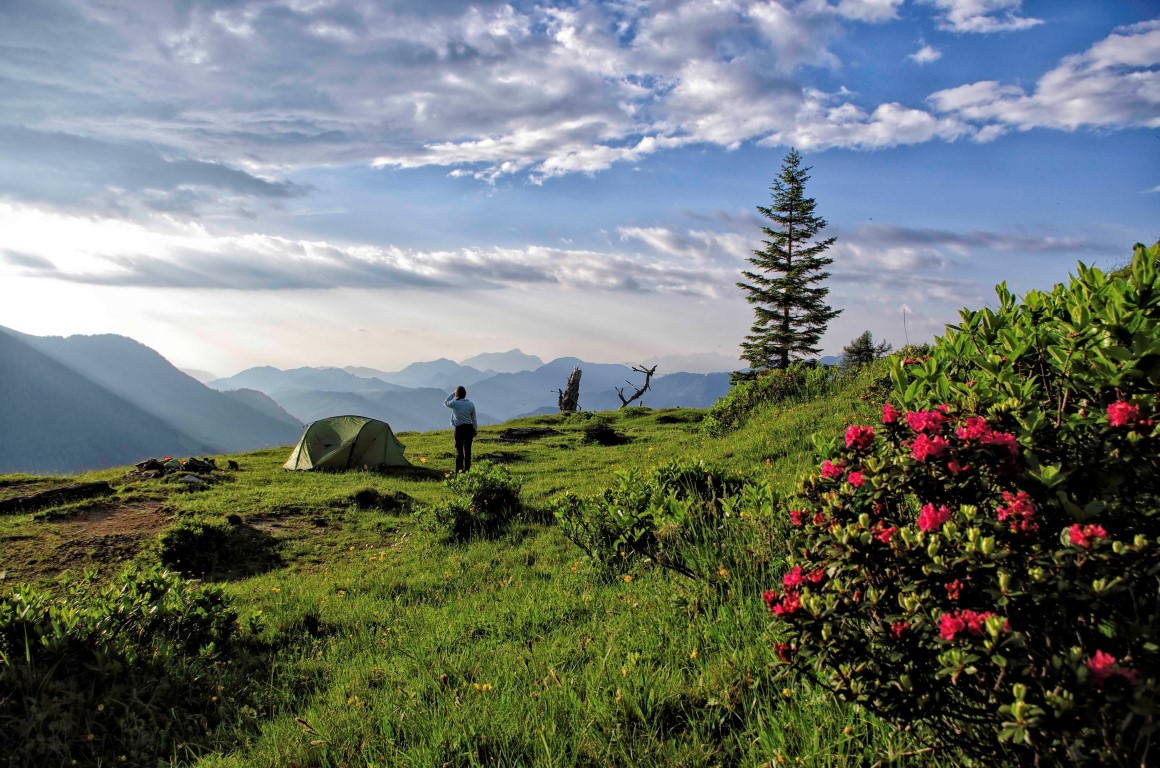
[444, 385, 478, 473]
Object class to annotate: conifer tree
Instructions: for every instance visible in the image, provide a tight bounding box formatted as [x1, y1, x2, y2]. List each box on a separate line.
[738, 149, 840, 370]
[840, 329, 892, 372]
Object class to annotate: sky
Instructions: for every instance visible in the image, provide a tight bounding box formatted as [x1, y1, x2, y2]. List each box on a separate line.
[0, 0, 1156, 377]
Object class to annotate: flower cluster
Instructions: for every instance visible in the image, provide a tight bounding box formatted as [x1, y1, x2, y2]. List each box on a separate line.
[917, 503, 952, 532]
[1068, 523, 1108, 548]
[1106, 401, 1140, 428]
[996, 490, 1037, 534]
[1086, 650, 1138, 686]
[939, 609, 1004, 642]
[844, 424, 876, 450]
[764, 565, 824, 616]
[905, 407, 948, 433]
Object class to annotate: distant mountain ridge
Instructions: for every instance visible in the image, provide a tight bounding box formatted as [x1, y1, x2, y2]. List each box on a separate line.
[0, 327, 303, 473]
[210, 354, 733, 428]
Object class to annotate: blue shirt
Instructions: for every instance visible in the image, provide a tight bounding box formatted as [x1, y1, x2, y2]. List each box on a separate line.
[444, 394, 477, 428]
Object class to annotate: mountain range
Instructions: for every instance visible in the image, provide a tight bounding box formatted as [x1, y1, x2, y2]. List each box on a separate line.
[0, 327, 302, 474]
[206, 352, 734, 430]
[1, 327, 736, 474]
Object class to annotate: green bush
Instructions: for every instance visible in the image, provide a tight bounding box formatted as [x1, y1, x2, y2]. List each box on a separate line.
[0, 565, 240, 767]
[702, 363, 835, 436]
[159, 515, 231, 574]
[581, 418, 630, 445]
[767, 243, 1160, 765]
[553, 461, 780, 588]
[427, 460, 522, 540]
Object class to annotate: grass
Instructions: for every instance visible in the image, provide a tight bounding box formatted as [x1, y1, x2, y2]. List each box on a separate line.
[0, 363, 933, 766]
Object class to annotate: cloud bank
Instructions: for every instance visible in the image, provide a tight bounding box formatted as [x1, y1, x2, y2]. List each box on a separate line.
[1, 0, 1155, 195]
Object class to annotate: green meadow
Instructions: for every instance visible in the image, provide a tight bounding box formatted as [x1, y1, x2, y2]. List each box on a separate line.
[1, 364, 934, 767]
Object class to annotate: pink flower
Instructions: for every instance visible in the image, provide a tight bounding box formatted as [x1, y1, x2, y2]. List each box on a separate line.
[889, 620, 909, 640]
[873, 522, 897, 544]
[939, 612, 966, 641]
[773, 591, 801, 615]
[773, 642, 794, 662]
[821, 459, 843, 479]
[1107, 401, 1140, 427]
[764, 584, 804, 616]
[955, 416, 988, 441]
[945, 579, 963, 601]
[981, 430, 1019, 457]
[996, 490, 1037, 533]
[847, 471, 864, 487]
[912, 434, 949, 462]
[788, 509, 804, 526]
[812, 512, 826, 526]
[1068, 523, 1108, 548]
[917, 503, 952, 532]
[905, 409, 948, 434]
[1087, 650, 1139, 686]
[947, 459, 969, 475]
[940, 609, 1001, 641]
[845, 425, 875, 450]
[782, 566, 804, 589]
[882, 402, 899, 424]
[807, 568, 825, 583]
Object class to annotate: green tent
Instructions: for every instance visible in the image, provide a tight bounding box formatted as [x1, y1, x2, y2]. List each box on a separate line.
[283, 415, 411, 471]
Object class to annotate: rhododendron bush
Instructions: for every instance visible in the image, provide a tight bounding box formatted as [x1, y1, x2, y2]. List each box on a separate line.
[768, 243, 1159, 765]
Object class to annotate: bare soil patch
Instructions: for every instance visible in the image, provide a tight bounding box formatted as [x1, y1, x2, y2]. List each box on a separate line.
[0, 498, 172, 582]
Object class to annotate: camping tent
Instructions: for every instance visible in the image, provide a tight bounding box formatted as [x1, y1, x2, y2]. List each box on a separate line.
[283, 415, 411, 471]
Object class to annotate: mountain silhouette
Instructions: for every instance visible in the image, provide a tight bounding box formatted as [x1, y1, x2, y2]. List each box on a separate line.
[15, 330, 302, 454]
[0, 327, 302, 473]
[0, 330, 210, 473]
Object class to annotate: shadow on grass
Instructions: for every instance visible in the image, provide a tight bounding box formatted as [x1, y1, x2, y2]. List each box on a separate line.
[372, 465, 446, 482]
[475, 450, 527, 464]
[163, 524, 284, 582]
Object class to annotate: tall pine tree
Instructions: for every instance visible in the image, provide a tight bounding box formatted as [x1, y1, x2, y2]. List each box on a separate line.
[738, 149, 840, 370]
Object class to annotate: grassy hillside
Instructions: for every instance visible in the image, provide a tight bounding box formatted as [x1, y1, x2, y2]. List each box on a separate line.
[0, 361, 929, 767]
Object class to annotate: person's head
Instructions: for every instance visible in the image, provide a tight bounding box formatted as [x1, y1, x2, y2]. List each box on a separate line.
[455, 385, 467, 400]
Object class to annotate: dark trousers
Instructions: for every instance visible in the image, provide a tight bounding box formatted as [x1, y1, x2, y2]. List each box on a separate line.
[454, 424, 475, 473]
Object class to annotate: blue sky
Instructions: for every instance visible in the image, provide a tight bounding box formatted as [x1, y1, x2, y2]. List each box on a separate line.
[0, 0, 1156, 376]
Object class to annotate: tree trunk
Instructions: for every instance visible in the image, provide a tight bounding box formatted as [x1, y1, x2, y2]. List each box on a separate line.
[558, 366, 582, 412]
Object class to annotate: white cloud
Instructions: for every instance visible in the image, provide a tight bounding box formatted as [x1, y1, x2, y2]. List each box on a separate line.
[0, 202, 736, 296]
[924, 0, 1043, 34]
[929, 20, 1160, 132]
[909, 44, 943, 65]
[767, 96, 970, 150]
[0, 0, 1152, 193]
[831, 0, 906, 24]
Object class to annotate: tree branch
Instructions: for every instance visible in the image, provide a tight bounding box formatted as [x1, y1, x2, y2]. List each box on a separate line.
[616, 364, 657, 408]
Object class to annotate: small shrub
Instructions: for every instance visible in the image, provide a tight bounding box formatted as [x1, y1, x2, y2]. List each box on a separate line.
[767, 243, 1160, 766]
[159, 516, 229, 574]
[426, 461, 522, 540]
[554, 461, 779, 589]
[581, 418, 630, 446]
[0, 565, 241, 767]
[351, 487, 410, 512]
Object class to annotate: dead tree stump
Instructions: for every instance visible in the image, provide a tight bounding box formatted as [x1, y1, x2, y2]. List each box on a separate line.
[558, 366, 582, 412]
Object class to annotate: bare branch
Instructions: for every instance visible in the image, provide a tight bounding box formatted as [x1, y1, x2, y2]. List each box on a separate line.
[616, 364, 657, 408]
